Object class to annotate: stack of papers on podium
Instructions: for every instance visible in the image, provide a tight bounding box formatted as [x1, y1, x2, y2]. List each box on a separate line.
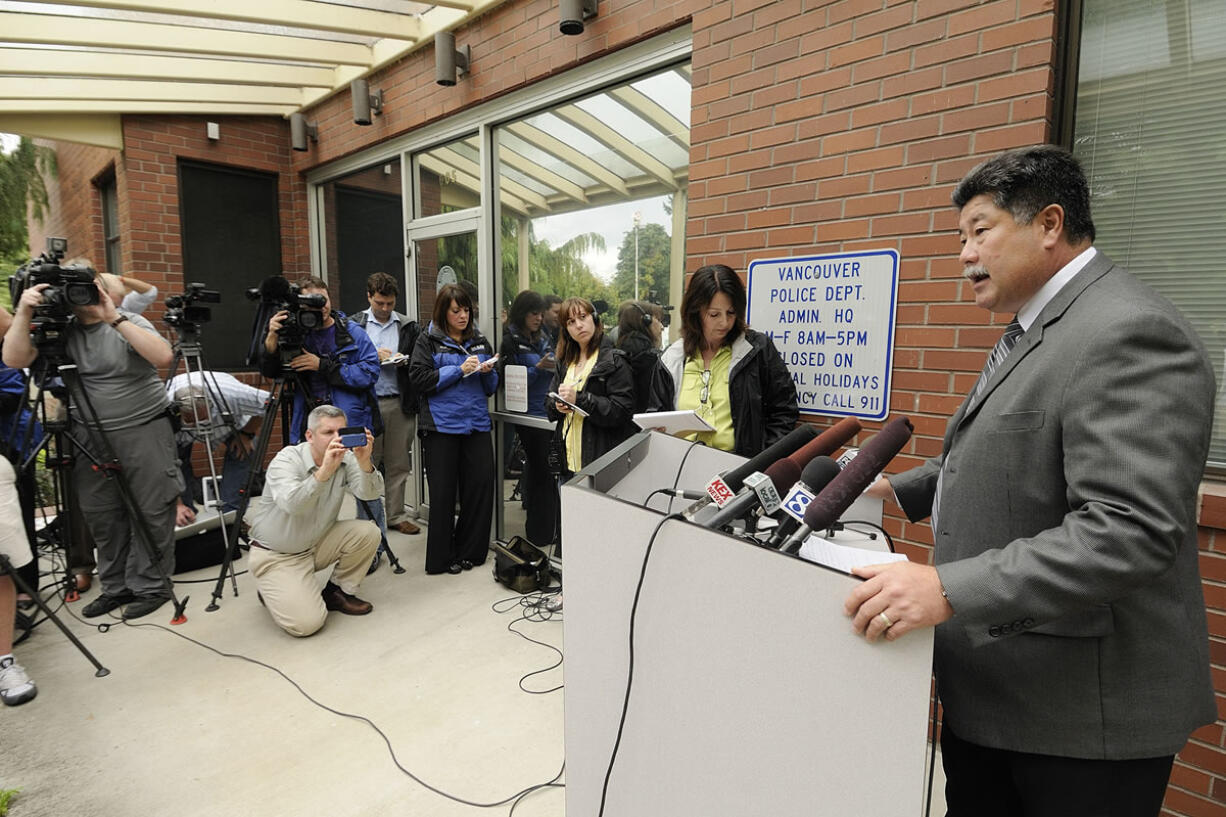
[797, 536, 908, 573]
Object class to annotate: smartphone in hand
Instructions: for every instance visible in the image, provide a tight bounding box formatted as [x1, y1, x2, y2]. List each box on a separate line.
[339, 426, 367, 448]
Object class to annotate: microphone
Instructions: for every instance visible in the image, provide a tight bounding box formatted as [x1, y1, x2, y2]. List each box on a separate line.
[766, 456, 842, 548]
[655, 487, 707, 502]
[698, 457, 801, 530]
[780, 416, 862, 471]
[780, 416, 914, 554]
[686, 425, 818, 514]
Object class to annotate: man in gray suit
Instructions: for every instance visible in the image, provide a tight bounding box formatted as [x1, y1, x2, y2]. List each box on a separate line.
[844, 146, 1215, 815]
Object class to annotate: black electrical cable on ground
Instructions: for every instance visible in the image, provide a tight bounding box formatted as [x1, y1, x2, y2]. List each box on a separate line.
[596, 511, 683, 817]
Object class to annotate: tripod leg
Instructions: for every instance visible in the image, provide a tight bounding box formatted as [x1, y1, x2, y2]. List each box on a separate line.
[1, 555, 109, 678]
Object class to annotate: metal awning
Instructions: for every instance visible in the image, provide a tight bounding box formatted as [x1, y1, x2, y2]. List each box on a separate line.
[0, 0, 511, 147]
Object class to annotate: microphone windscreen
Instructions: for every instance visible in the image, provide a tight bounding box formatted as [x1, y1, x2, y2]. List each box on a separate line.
[799, 455, 842, 493]
[762, 458, 802, 494]
[721, 425, 817, 493]
[802, 416, 913, 531]
[259, 275, 290, 299]
[785, 416, 863, 469]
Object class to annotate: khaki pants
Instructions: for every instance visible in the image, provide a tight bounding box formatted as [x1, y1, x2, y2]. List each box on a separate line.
[248, 519, 379, 637]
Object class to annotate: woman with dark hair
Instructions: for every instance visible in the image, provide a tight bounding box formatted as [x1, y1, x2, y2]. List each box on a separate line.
[547, 297, 636, 478]
[409, 283, 498, 575]
[661, 264, 798, 457]
[615, 299, 673, 414]
[501, 289, 557, 548]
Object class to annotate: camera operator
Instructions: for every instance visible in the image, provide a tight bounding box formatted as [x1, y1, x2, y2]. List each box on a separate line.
[243, 405, 382, 637]
[259, 276, 381, 444]
[166, 372, 270, 517]
[3, 272, 183, 620]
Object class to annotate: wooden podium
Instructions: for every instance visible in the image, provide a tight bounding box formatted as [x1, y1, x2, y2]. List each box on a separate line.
[561, 432, 934, 816]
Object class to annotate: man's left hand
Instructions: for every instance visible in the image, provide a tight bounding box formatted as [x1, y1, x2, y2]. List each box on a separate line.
[352, 428, 375, 470]
[288, 351, 321, 371]
[843, 561, 954, 642]
[175, 501, 197, 527]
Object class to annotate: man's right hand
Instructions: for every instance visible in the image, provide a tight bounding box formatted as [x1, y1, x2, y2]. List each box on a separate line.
[264, 310, 288, 353]
[16, 283, 49, 317]
[315, 437, 348, 482]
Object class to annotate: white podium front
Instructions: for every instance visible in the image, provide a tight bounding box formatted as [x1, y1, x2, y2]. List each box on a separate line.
[562, 432, 934, 817]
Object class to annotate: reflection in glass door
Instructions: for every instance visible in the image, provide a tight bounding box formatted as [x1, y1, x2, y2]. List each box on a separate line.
[409, 226, 481, 523]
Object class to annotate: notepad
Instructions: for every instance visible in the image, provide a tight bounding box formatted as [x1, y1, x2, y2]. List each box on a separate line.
[633, 409, 716, 434]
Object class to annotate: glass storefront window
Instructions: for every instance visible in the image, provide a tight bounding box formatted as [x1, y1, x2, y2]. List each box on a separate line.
[318, 159, 405, 317]
[1072, 0, 1226, 468]
[491, 62, 691, 547]
[415, 135, 481, 218]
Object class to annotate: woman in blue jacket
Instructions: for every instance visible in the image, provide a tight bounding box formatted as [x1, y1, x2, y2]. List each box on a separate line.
[409, 284, 498, 575]
[500, 290, 557, 548]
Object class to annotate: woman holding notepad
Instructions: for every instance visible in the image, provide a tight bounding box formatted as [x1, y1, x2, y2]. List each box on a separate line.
[546, 297, 636, 481]
[661, 264, 798, 457]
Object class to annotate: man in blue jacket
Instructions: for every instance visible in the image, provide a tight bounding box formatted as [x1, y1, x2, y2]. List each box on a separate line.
[261, 276, 381, 444]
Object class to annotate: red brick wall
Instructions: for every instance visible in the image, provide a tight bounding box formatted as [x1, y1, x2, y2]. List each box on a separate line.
[29, 140, 118, 268]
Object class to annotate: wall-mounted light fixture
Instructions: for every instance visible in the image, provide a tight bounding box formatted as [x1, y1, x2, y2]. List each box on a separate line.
[290, 112, 317, 151]
[559, 0, 597, 35]
[351, 78, 384, 125]
[435, 31, 470, 87]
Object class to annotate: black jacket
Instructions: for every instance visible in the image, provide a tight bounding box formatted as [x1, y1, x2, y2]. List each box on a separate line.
[616, 329, 674, 414]
[660, 327, 798, 458]
[547, 336, 636, 470]
[353, 310, 420, 415]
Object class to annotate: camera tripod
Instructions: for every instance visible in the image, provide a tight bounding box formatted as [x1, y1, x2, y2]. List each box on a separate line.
[19, 357, 189, 624]
[2, 552, 109, 677]
[205, 368, 406, 612]
[166, 320, 242, 594]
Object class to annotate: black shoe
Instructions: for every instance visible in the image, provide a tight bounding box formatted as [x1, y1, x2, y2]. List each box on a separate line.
[367, 552, 381, 576]
[460, 560, 474, 571]
[448, 563, 463, 574]
[122, 595, 169, 620]
[82, 592, 134, 618]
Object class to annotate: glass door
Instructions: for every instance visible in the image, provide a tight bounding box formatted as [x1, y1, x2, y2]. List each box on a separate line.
[407, 217, 481, 522]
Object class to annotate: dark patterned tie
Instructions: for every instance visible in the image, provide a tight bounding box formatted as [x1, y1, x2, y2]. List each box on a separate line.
[932, 318, 1023, 530]
[966, 318, 1023, 414]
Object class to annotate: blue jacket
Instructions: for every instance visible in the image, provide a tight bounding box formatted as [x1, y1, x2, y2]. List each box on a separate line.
[261, 311, 381, 443]
[410, 322, 497, 435]
[500, 325, 554, 419]
[0, 365, 38, 461]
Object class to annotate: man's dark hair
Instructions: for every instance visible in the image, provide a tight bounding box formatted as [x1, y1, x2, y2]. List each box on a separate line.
[296, 275, 330, 295]
[366, 272, 398, 297]
[952, 145, 1096, 244]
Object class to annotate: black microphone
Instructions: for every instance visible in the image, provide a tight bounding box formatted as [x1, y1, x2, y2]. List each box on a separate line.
[766, 456, 842, 548]
[780, 416, 913, 554]
[684, 425, 818, 517]
[698, 457, 801, 530]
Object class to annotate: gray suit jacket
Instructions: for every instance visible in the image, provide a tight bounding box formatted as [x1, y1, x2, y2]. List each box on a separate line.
[892, 251, 1216, 759]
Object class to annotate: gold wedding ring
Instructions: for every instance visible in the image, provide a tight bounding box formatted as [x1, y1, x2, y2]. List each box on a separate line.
[877, 612, 893, 629]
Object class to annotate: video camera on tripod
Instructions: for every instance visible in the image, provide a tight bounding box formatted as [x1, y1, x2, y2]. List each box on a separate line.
[164, 282, 221, 328]
[8, 237, 100, 350]
[246, 276, 326, 365]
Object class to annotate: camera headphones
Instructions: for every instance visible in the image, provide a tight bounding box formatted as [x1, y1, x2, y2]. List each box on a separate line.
[631, 301, 654, 330]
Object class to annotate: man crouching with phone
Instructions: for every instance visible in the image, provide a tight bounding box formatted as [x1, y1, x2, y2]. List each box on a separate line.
[244, 405, 383, 637]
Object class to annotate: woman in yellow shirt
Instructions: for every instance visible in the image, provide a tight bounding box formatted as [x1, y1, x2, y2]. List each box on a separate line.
[546, 297, 636, 477]
[661, 265, 798, 457]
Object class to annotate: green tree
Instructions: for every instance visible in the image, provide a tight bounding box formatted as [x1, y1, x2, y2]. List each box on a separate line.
[0, 137, 56, 262]
[500, 216, 614, 319]
[612, 221, 671, 307]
